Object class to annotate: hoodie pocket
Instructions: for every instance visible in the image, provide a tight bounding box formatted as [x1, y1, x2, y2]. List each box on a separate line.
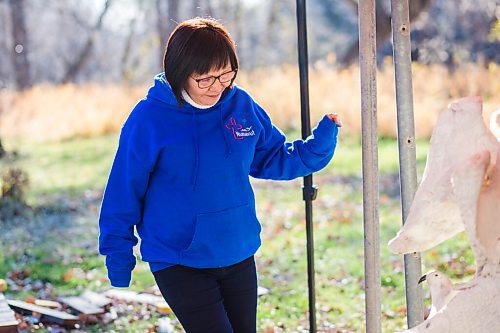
[179, 204, 261, 267]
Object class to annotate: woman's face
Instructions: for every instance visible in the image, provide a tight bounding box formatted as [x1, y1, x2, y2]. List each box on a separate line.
[185, 65, 234, 106]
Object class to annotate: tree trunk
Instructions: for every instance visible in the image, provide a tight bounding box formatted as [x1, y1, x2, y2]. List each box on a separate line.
[232, 0, 243, 45]
[256, 0, 282, 67]
[192, 0, 202, 17]
[339, 0, 434, 67]
[192, 0, 214, 18]
[156, 0, 169, 58]
[0, 139, 5, 159]
[157, 0, 180, 68]
[61, 0, 112, 83]
[204, 0, 214, 18]
[8, 0, 31, 90]
[120, 17, 137, 85]
[167, 0, 180, 39]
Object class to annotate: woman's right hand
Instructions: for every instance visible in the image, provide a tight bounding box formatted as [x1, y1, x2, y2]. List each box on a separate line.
[326, 113, 342, 127]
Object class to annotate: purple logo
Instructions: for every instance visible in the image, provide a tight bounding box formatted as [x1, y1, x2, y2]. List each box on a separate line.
[225, 117, 255, 140]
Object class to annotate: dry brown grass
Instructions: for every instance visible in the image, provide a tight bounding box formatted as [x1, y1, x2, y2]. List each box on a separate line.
[0, 84, 144, 142]
[239, 61, 500, 139]
[0, 63, 498, 142]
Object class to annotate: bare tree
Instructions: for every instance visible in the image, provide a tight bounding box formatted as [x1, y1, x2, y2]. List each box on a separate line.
[0, 77, 5, 158]
[120, 16, 138, 85]
[8, 0, 31, 90]
[339, 0, 433, 66]
[262, 0, 281, 66]
[192, 0, 214, 18]
[157, 0, 180, 66]
[232, 0, 243, 45]
[0, 123, 4, 159]
[192, 0, 202, 17]
[156, 0, 169, 55]
[61, 0, 113, 83]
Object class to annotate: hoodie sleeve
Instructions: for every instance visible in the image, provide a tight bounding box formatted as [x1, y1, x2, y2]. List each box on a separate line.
[98, 107, 158, 287]
[250, 105, 339, 180]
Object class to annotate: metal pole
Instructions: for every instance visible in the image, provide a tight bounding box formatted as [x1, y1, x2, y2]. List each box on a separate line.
[295, 0, 317, 332]
[390, 0, 424, 328]
[358, 0, 381, 332]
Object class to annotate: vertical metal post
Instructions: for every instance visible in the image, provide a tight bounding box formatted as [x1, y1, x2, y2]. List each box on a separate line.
[390, 0, 424, 328]
[295, 0, 317, 332]
[358, 0, 381, 332]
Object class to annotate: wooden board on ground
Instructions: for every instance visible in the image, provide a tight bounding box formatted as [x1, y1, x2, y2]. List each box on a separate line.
[59, 296, 104, 315]
[104, 289, 165, 305]
[33, 299, 61, 309]
[81, 290, 112, 308]
[0, 293, 18, 333]
[7, 299, 79, 327]
[104, 289, 172, 313]
[103, 289, 138, 303]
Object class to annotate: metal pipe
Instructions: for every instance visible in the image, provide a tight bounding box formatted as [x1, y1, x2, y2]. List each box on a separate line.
[295, 0, 317, 331]
[390, 0, 424, 328]
[358, 0, 381, 332]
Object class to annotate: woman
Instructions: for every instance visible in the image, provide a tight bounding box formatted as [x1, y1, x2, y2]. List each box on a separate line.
[99, 17, 342, 333]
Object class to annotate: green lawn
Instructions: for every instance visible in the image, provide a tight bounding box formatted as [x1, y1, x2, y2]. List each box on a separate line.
[0, 134, 475, 332]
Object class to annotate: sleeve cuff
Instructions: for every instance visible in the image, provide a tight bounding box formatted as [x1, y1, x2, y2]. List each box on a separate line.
[307, 115, 339, 153]
[108, 269, 132, 287]
[315, 115, 339, 139]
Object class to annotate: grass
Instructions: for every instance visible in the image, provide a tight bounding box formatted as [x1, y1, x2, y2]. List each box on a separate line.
[2, 135, 117, 201]
[0, 131, 477, 333]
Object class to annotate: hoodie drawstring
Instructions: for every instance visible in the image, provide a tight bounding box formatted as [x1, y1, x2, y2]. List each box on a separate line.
[220, 105, 232, 157]
[191, 110, 199, 189]
[191, 104, 232, 189]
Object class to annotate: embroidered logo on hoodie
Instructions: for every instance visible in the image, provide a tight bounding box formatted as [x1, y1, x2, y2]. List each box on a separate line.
[225, 117, 255, 140]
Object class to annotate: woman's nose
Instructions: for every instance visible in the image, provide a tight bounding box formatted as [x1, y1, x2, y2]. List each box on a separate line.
[209, 80, 226, 92]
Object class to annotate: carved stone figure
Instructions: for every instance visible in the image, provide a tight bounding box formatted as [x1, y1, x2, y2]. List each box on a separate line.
[389, 96, 500, 333]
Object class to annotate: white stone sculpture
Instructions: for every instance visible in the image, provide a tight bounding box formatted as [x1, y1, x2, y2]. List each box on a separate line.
[490, 109, 500, 140]
[417, 271, 460, 319]
[388, 96, 500, 333]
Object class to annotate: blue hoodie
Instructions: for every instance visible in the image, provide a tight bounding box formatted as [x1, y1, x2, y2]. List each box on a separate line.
[99, 73, 339, 287]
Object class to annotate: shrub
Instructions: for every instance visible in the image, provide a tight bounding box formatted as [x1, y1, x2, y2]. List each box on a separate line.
[0, 167, 30, 220]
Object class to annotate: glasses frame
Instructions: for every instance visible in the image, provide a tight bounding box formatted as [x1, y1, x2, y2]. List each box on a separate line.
[192, 69, 238, 89]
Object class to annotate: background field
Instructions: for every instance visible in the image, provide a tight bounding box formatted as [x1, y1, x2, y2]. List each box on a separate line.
[1, 0, 498, 331]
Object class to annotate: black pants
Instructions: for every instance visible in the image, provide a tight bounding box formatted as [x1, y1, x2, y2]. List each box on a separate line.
[153, 256, 257, 333]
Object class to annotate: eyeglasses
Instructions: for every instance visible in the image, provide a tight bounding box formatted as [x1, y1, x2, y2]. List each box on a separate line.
[192, 69, 238, 89]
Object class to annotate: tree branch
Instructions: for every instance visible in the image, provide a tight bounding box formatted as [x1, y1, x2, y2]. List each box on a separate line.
[61, 0, 113, 83]
[339, 0, 434, 67]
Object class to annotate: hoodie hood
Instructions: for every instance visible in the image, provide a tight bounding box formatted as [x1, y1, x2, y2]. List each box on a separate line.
[145, 73, 237, 188]
[146, 72, 237, 110]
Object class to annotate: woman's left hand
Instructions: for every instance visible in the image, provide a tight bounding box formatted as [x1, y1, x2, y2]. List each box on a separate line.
[327, 113, 342, 127]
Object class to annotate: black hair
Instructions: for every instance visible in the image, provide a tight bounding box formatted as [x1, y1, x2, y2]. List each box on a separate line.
[163, 18, 239, 103]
